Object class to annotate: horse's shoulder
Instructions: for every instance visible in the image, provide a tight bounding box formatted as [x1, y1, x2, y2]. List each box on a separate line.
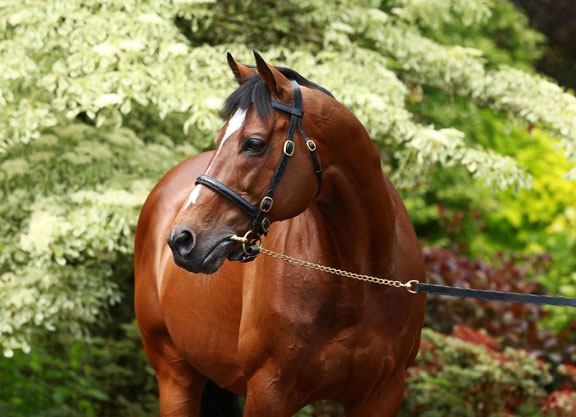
[135, 151, 214, 266]
[152, 151, 214, 199]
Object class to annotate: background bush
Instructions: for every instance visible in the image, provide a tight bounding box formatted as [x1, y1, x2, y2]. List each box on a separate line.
[1, 0, 575, 415]
[401, 327, 552, 417]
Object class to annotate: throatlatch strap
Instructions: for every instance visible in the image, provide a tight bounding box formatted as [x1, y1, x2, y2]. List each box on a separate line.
[271, 80, 323, 197]
[195, 175, 258, 218]
[296, 116, 323, 197]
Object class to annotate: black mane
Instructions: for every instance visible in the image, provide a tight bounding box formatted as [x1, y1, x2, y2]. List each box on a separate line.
[220, 66, 334, 121]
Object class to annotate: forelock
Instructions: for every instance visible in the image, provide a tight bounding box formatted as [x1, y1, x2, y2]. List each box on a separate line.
[220, 67, 334, 121]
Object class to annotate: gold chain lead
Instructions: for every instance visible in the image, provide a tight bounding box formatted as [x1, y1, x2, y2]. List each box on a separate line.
[259, 247, 417, 292]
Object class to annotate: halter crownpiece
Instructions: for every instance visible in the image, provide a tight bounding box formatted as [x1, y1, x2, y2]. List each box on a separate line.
[195, 80, 322, 262]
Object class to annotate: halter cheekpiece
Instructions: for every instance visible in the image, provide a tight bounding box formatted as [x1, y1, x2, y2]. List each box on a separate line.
[195, 80, 323, 262]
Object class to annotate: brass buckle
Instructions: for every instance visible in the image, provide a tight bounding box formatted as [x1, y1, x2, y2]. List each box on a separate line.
[260, 196, 273, 212]
[283, 140, 295, 156]
[261, 217, 271, 233]
[306, 139, 317, 152]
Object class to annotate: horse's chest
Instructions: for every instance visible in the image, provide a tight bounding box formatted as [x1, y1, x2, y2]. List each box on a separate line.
[238, 303, 392, 395]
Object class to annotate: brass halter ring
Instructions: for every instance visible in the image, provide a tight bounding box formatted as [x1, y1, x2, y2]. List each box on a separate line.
[230, 230, 263, 257]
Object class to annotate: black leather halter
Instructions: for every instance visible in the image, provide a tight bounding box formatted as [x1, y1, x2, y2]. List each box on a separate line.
[195, 80, 322, 262]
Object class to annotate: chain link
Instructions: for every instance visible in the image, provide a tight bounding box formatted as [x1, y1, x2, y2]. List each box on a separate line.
[260, 247, 416, 292]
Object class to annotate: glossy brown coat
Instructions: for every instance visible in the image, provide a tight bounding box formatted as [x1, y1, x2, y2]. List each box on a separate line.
[134, 53, 426, 416]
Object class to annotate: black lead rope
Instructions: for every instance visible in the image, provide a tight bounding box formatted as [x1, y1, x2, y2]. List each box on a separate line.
[412, 282, 576, 307]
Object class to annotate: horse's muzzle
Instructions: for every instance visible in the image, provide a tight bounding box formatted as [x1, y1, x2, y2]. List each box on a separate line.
[166, 225, 235, 274]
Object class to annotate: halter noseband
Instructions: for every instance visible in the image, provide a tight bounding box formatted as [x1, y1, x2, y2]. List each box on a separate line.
[195, 80, 323, 262]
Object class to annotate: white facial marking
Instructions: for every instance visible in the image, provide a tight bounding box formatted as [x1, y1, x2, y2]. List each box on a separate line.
[223, 108, 248, 144]
[206, 107, 247, 175]
[183, 185, 202, 209]
[183, 108, 247, 209]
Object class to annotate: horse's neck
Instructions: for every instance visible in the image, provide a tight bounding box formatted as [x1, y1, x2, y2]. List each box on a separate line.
[313, 140, 397, 278]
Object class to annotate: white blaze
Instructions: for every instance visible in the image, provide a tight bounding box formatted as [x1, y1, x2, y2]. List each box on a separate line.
[184, 185, 202, 208]
[183, 108, 247, 209]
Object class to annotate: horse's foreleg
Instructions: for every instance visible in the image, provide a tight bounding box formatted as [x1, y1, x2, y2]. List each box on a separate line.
[343, 372, 405, 417]
[142, 335, 206, 417]
[243, 368, 302, 417]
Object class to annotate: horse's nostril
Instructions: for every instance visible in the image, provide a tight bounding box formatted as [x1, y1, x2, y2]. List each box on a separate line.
[168, 226, 196, 257]
[175, 230, 195, 256]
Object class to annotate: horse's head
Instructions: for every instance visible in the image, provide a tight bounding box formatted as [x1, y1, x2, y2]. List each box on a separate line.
[167, 52, 334, 274]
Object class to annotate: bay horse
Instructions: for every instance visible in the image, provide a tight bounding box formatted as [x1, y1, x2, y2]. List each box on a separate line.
[134, 51, 426, 417]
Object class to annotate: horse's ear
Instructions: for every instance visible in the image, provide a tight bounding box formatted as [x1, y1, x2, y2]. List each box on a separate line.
[227, 52, 255, 85]
[253, 50, 292, 99]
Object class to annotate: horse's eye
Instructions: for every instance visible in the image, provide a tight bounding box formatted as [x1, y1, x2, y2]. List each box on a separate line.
[242, 137, 267, 154]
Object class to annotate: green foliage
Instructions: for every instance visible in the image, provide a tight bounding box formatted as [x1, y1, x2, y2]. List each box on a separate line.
[400, 327, 552, 417]
[4, 0, 569, 352]
[3, 0, 568, 188]
[404, 0, 545, 70]
[0, 321, 158, 417]
[1, 0, 575, 415]
[485, 127, 576, 324]
[0, 123, 197, 354]
[407, 85, 576, 334]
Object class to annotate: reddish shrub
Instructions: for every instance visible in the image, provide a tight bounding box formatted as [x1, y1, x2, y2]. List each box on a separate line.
[543, 389, 576, 417]
[452, 324, 500, 351]
[402, 328, 551, 417]
[559, 364, 576, 388]
[422, 246, 574, 361]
